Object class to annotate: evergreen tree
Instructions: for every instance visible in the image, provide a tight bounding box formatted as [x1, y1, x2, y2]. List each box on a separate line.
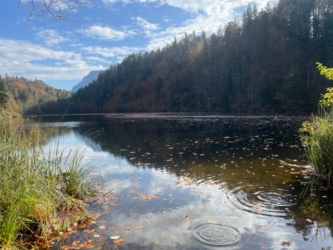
[0, 78, 9, 110]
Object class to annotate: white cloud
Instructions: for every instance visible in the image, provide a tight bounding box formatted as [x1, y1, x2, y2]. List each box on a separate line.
[77, 25, 129, 41]
[85, 56, 110, 63]
[36, 29, 70, 46]
[0, 38, 103, 81]
[82, 46, 144, 59]
[101, 0, 118, 3]
[98, 0, 271, 52]
[102, 0, 268, 15]
[133, 16, 159, 34]
[141, 0, 270, 51]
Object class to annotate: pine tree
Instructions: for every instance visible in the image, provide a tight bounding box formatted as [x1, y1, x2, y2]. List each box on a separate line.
[0, 78, 9, 110]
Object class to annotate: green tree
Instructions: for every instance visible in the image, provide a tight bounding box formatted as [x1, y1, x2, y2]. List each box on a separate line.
[317, 63, 333, 107]
[0, 79, 9, 110]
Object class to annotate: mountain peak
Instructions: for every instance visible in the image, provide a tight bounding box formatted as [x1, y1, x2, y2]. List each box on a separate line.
[72, 70, 103, 92]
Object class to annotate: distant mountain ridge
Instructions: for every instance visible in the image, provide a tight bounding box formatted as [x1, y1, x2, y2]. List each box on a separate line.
[3, 76, 70, 114]
[71, 70, 103, 92]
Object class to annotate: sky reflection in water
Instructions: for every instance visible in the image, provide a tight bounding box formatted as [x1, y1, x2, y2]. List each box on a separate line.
[36, 115, 333, 250]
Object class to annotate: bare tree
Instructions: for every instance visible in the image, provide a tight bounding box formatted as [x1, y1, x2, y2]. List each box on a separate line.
[18, 0, 91, 20]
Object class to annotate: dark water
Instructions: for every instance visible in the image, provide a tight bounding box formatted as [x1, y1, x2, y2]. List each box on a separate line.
[29, 114, 333, 249]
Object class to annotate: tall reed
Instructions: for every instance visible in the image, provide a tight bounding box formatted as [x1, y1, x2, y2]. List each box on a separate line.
[0, 124, 95, 249]
[300, 106, 333, 187]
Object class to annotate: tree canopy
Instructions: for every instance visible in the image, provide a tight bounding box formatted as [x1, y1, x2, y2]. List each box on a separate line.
[24, 0, 333, 116]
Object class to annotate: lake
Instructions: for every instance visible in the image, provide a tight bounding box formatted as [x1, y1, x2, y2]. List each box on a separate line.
[29, 114, 333, 250]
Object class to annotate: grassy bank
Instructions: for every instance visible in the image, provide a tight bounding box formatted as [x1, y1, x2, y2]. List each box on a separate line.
[300, 63, 333, 189]
[0, 123, 95, 249]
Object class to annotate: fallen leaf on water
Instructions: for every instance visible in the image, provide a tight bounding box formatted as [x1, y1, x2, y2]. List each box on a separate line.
[71, 241, 80, 247]
[134, 225, 143, 229]
[84, 229, 95, 234]
[281, 241, 292, 246]
[111, 236, 120, 240]
[155, 240, 160, 244]
[124, 227, 131, 233]
[251, 203, 263, 211]
[113, 238, 124, 244]
[78, 222, 87, 228]
[285, 208, 291, 213]
[85, 243, 94, 249]
[114, 230, 119, 234]
[60, 245, 71, 250]
[171, 236, 176, 239]
[174, 181, 181, 186]
[183, 215, 190, 220]
[99, 225, 106, 230]
[206, 180, 213, 185]
[185, 230, 191, 234]
[208, 219, 215, 223]
[305, 218, 312, 223]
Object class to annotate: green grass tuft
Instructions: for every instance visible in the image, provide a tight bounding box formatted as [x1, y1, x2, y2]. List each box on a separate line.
[0, 124, 96, 249]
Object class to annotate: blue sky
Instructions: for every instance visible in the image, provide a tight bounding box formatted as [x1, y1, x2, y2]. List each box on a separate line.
[0, 0, 271, 90]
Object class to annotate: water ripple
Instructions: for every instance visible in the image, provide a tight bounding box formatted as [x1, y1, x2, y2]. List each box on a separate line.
[227, 186, 296, 217]
[192, 223, 240, 246]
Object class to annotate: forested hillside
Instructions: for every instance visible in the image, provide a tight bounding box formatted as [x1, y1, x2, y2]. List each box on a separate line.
[26, 0, 333, 115]
[1, 75, 70, 114]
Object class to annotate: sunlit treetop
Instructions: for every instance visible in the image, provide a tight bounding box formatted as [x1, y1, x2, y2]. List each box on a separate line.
[317, 62, 333, 107]
[316, 62, 333, 81]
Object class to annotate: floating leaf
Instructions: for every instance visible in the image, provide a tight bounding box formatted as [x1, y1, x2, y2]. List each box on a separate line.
[60, 245, 71, 250]
[84, 229, 95, 234]
[205, 180, 213, 186]
[281, 241, 292, 246]
[113, 238, 124, 244]
[71, 240, 79, 247]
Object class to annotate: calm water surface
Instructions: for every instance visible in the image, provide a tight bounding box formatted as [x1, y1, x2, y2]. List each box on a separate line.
[30, 114, 333, 249]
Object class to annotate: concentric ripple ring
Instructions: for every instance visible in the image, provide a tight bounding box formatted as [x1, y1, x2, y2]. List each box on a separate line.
[192, 223, 240, 246]
[227, 186, 297, 217]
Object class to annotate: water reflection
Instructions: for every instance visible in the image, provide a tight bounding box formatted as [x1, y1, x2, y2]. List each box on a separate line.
[30, 114, 333, 249]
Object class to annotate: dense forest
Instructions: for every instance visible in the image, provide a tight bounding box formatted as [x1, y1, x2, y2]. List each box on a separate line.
[26, 0, 333, 115]
[0, 75, 70, 114]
